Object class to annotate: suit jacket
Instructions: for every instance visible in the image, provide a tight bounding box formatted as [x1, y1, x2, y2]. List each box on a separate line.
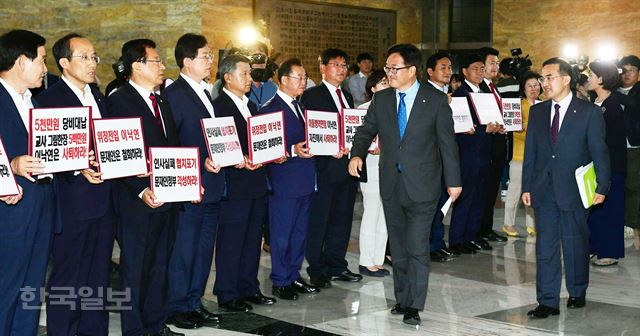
[351, 82, 461, 202]
[522, 95, 611, 210]
[615, 82, 640, 145]
[162, 76, 225, 203]
[300, 82, 355, 184]
[212, 90, 267, 200]
[258, 93, 316, 198]
[106, 82, 180, 213]
[34, 80, 113, 223]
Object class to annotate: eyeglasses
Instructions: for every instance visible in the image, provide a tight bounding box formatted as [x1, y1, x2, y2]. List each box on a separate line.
[622, 68, 639, 75]
[195, 53, 214, 62]
[384, 65, 412, 74]
[537, 74, 563, 84]
[69, 55, 100, 64]
[140, 58, 163, 65]
[327, 62, 348, 69]
[285, 75, 308, 81]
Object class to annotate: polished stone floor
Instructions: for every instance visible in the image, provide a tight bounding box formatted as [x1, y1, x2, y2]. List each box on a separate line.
[38, 199, 640, 335]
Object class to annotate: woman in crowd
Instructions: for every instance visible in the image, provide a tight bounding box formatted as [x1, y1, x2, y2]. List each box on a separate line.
[358, 69, 391, 277]
[502, 71, 540, 237]
[587, 61, 627, 266]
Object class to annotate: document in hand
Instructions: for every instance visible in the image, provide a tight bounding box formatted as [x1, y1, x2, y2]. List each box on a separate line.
[575, 162, 597, 208]
[468, 93, 504, 125]
[449, 97, 475, 133]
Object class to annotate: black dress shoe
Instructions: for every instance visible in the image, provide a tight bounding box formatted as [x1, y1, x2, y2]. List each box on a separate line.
[567, 297, 586, 309]
[466, 241, 482, 251]
[309, 275, 332, 288]
[430, 251, 449, 263]
[440, 246, 459, 257]
[377, 268, 391, 276]
[243, 292, 276, 305]
[219, 299, 252, 312]
[390, 303, 406, 315]
[155, 326, 185, 336]
[470, 239, 493, 251]
[403, 308, 421, 325]
[483, 231, 508, 242]
[272, 285, 298, 300]
[330, 270, 363, 282]
[359, 265, 385, 277]
[191, 307, 220, 324]
[166, 312, 202, 329]
[292, 278, 320, 294]
[450, 244, 476, 255]
[527, 305, 560, 318]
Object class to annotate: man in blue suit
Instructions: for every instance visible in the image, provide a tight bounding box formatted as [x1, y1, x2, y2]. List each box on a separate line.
[35, 33, 115, 336]
[162, 33, 223, 329]
[258, 58, 320, 300]
[522, 57, 610, 318]
[0, 29, 52, 336]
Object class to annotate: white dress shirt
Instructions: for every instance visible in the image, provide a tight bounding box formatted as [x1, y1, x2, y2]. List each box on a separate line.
[550, 91, 573, 131]
[428, 80, 448, 94]
[61, 75, 102, 118]
[180, 73, 214, 117]
[129, 80, 166, 135]
[222, 88, 252, 121]
[0, 77, 33, 130]
[322, 80, 351, 111]
[465, 80, 481, 93]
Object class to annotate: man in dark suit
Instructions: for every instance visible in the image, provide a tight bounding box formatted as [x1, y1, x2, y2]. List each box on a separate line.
[522, 57, 610, 318]
[35, 33, 115, 336]
[300, 48, 362, 288]
[107, 39, 183, 336]
[0, 29, 52, 336]
[258, 58, 320, 300]
[162, 33, 222, 329]
[349, 44, 461, 325]
[212, 54, 276, 312]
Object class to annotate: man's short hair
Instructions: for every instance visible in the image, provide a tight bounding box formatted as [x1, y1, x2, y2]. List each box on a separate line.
[386, 44, 422, 68]
[318, 48, 349, 65]
[460, 53, 484, 70]
[277, 58, 303, 82]
[542, 57, 573, 77]
[618, 55, 640, 69]
[477, 47, 499, 63]
[426, 52, 451, 71]
[175, 33, 207, 69]
[356, 53, 373, 63]
[121, 39, 156, 76]
[218, 54, 250, 87]
[589, 61, 620, 91]
[499, 58, 513, 75]
[0, 29, 46, 72]
[52, 33, 84, 73]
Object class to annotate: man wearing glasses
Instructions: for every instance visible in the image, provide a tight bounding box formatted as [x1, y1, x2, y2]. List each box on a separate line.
[107, 39, 183, 336]
[301, 48, 361, 289]
[349, 44, 461, 325]
[35, 33, 115, 336]
[522, 57, 610, 319]
[163, 33, 222, 329]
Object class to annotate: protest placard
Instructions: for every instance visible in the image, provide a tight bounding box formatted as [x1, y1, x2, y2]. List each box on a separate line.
[306, 110, 340, 156]
[468, 93, 504, 125]
[92, 117, 147, 180]
[149, 147, 201, 203]
[201, 117, 244, 167]
[450, 97, 475, 133]
[247, 112, 286, 165]
[0, 137, 20, 197]
[502, 98, 523, 132]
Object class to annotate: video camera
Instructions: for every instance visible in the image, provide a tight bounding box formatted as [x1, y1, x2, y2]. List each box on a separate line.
[236, 47, 278, 83]
[507, 48, 532, 79]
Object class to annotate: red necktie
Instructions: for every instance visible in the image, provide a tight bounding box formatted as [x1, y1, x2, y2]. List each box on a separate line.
[489, 82, 502, 110]
[335, 88, 346, 109]
[149, 93, 165, 135]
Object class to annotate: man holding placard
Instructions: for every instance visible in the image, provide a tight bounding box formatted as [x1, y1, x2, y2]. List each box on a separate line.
[300, 48, 362, 288]
[35, 33, 115, 336]
[107, 39, 183, 336]
[258, 58, 320, 300]
[162, 33, 223, 328]
[0, 29, 52, 336]
[212, 54, 276, 312]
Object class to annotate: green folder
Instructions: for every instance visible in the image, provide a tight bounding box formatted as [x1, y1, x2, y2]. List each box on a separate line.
[575, 162, 597, 209]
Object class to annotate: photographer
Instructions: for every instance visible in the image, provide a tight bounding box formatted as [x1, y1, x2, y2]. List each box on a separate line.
[246, 42, 278, 109]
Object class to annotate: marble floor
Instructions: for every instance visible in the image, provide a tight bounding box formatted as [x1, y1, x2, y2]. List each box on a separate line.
[38, 198, 640, 336]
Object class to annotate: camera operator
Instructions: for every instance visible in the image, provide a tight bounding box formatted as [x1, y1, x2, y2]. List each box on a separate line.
[496, 58, 520, 99]
[246, 42, 278, 109]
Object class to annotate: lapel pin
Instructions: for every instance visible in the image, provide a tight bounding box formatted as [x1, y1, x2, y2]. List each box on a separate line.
[573, 110, 576, 113]
[422, 99, 426, 103]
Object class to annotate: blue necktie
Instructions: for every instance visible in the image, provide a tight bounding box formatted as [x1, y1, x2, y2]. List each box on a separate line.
[398, 92, 407, 139]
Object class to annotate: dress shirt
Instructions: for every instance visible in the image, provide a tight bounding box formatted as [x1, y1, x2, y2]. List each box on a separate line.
[276, 90, 300, 119]
[395, 79, 420, 121]
[464, 80, 481, 93]
[129, 79, 166, 134]
[180, 73, 214, 117]
[322, 80, 351, 111]
[0, 77, 33, 130]
[61, 75, 102, 118]
[222, 87, 252, 121]
[550, 91, 573, 131]
[428, 80, 448, 94]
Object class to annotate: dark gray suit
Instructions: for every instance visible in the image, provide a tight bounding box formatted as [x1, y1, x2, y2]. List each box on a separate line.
[351, 82, 461, 310]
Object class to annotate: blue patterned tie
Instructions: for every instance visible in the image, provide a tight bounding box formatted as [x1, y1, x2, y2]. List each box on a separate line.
[398, 92, 407, 139]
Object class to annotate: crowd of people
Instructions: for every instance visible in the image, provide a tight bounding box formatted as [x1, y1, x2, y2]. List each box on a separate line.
[1, 27, 639, 336]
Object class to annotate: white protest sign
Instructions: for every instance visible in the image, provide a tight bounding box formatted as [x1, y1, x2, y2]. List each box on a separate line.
[0, 137, 20, 197]
[149, 147, 201, 203]
[450, 97, 475, 133]
[468, 93, 504, 125]
[306, 110, 340, 156]
[502, 98, 523, 132]
[247, 112, 286, 165]
[92, 117, 147, 180]
[201, 117, 244, 167]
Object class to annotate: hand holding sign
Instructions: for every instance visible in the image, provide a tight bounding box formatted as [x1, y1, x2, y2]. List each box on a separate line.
[10, 155, 44, 182]
[204, 157, 222, 173]
[1, 185, 22, 205]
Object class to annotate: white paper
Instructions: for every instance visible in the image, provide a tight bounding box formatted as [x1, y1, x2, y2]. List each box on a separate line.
[441, 197, 453, 215]
[449, 97, 475, 133]
[306, 110, 340, 156]
[468, 93, 504, 125]
[30, 106, 91, 174]
[501, 98, 523, 132]
[247, 112, 286, 165]
[150, 147, 201, 203]
[201, 117, 244, 167]
[0, 137, 20, 197]
[93, 117, 148, 180]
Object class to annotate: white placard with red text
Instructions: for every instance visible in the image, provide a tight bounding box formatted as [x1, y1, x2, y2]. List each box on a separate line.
[341, 108, 378, 151]
[92, 117, 148, 180]
[0, 137, 20, 197]
[468, 93, 504, 125]
[450, 97, 475, 133]
[149, 147, 201, 203]
[247, 112, 286, 165]
[29, 107, 91, 174]
[306, 110, 340, 156]
[502, 98, 523, 132]
[201, 117, 244, 167]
